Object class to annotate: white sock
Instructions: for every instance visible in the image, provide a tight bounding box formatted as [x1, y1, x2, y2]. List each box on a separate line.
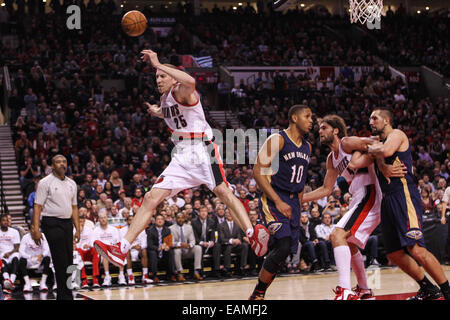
[105, 271, 110, 278]
[3, 272, 9, 280]
[119, 270, 124, 276]
[246, 228, 254, 238]
[41, 274, 48, 284]
[127, 269, 133, 276]
[24, 275, 30, 284]
[142, 268, 148, 275]
[351, 251, 369, 289]
[334, 245, 352, 289]
[120, 239, 131, 253]
[10, 274, 16, 283]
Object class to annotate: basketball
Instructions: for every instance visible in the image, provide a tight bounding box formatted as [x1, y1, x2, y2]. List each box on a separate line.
[121, 10, 147, 37]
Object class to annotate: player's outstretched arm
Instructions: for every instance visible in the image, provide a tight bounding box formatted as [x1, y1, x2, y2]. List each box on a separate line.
[302, 154, 338, 203]
[141, 49, 196, 105]
[368, 129, 405, 158]
[348, 151, 374, 170]
[341, 136, 378, 154]
[145, 102, 164, 119]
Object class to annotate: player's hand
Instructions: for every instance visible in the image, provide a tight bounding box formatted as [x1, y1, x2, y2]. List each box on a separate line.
[145, 102, 161, 116]
[275, 200, 292, 220]
[442, 216, 447, 225]
[368, 142, 384, 155]
[74, 229, 81, 243]
[83, 244, 90, 250]
[133, 245, 141, 251]
[140, 50, 161, 68]
[3, 252, 10, 259]
[31, 227, 42, 246]
[381, 163, 407, 184]
[37, 254, 43, 263]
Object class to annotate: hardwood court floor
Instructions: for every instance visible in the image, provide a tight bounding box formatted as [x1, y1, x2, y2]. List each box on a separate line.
[77, 265, 450, 300]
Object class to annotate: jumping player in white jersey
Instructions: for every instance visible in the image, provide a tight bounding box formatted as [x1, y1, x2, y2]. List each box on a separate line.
[302, 115, 406, 300]
[94, 50, 269, 267]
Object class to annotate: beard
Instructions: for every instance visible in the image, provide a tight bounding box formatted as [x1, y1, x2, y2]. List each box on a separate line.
[320, 134, 334, 146]
[371, 126, 384, 136]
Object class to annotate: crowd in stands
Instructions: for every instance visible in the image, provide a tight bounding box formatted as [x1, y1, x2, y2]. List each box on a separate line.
[0, 1, 449, 293]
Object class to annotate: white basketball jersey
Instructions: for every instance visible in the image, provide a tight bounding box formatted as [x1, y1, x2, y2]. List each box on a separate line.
[332, 142, 377, 195]
[160, 86, 213, 142]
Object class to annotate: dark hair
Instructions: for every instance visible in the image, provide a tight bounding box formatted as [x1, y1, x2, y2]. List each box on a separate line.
[0, 214, 8, 221]
[288, 105, 310, 123]
[321, 114, 347, 139]
[373, 108, 394, 126]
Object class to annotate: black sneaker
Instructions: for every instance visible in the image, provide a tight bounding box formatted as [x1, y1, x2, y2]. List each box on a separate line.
[249, 291, 265, 300]
[407, 285, 443, 300]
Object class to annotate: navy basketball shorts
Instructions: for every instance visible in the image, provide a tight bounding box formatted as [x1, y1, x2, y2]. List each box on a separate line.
[259, 190, 300, 255]
[380, 185, 425, 254]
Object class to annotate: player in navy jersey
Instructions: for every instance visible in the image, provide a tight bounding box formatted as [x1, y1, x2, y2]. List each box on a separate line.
[368, 109, 449, 300]
[249, 105, 313, 300]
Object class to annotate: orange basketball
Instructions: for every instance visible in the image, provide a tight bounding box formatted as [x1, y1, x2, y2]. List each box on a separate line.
[121, 10, 147, 37]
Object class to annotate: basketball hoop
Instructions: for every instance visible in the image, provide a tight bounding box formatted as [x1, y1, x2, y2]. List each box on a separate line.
[349, 0, 383, 24]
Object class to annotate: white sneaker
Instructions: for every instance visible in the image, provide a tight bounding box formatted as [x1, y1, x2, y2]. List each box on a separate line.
[23, 282, 33, 293]
[102, 275, 112, 287]
[23, 292, 33, 300]
[142, 274, 153, 284]
[128, 274, 135, 285]
[72, 282, 80, 290]
[3, 279, 15, 291]
[118, 274, 127, 286]
[39, 281, 48, 292]
[52, 282, 57, 291]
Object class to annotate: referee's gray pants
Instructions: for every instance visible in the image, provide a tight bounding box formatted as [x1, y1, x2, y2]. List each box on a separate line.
[41, 217, 73, 300]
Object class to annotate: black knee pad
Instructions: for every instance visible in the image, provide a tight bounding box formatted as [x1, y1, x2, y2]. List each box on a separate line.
[264, 237, 291, 274]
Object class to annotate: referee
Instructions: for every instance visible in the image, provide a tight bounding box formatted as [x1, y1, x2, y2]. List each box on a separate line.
[31, 155, 80, 300]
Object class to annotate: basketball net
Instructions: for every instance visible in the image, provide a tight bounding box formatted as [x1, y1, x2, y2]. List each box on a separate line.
[349, 0, 383, 24]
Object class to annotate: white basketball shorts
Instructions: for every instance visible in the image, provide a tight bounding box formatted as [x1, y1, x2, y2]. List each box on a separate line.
[153, 139, 229, 198]
[336, 184, 381, 249]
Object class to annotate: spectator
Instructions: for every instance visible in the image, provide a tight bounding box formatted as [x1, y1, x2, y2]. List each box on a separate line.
[167, 194, 186, 208]
[314, 213, 336, 271]
[147, 214, 176, 283]
[217, 210, 249, 277]
[76, 215, 101, 288]
[170, 212, 203, 281]
[299, 213, 320, 273]
[119, 215, 153, 284]
[191, 206, 221, 278]
[19, 232, 55, 292]
[91, 209, 120, 286]
[0, 214, 20, 293]
[322, 196, 341, 223]
[131, 188, 144, 208]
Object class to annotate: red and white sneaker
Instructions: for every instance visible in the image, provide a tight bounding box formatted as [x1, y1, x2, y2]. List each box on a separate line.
[142, 274, 153, 284]
[128, 274, 135, 285]
[92, 277, 100, 288]
[81, 279, 90, 289]
[353, 284, 375, 300]
[333, 286, 360, 300]
[94, 240, 127, 268]
[3, 279, 15, 292]
[249, 224, 270, 257]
